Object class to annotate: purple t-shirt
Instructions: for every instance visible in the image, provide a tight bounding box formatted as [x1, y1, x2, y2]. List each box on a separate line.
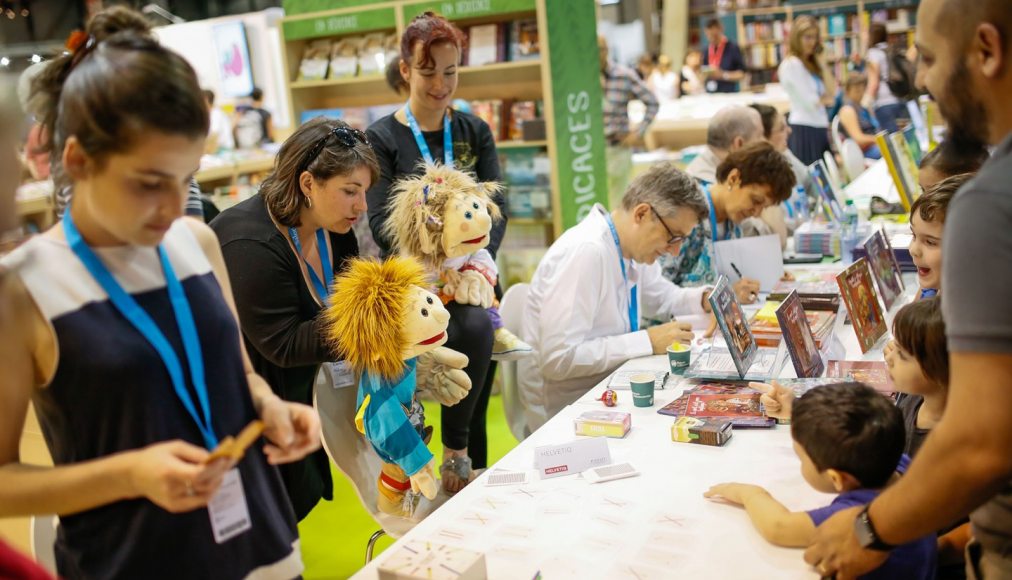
[807, 455, 937, 580]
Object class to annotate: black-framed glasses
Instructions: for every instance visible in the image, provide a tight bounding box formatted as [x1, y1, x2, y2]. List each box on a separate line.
[649, 205, 688, 245]
[298, 126, 370, 175]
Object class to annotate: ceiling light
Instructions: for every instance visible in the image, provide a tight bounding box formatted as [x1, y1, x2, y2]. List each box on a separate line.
[30, 54, 42, 64]
[0, 57, 9, 67]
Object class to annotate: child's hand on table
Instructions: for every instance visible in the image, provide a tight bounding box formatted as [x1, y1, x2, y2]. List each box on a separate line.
[704, 482, 770, 506]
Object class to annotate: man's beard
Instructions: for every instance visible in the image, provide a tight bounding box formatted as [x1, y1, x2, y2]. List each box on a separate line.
[937, 59, 991, 149]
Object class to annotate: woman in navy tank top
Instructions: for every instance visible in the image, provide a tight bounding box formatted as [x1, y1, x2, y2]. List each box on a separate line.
[0, 7, 318, 579]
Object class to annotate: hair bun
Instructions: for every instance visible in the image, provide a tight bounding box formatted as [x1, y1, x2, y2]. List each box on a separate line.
[86, 5, 152, 41]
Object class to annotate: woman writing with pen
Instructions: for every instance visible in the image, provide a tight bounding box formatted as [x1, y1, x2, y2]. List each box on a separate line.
[660, 142, 796, 304]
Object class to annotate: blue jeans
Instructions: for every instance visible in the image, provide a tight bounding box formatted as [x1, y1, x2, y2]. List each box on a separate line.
[875, 102, 909, 133]
[865, 143, 882, 160]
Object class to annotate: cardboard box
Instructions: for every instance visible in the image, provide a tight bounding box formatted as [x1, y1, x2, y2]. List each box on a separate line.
[671, 417, 733, 446]
[574, 410, 631, 439]
[379, 540, 487, 580]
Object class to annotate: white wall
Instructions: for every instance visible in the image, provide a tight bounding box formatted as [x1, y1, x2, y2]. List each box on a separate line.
[153, 7, 291, 130]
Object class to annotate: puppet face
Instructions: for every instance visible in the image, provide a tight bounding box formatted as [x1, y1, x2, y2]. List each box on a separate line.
[401, 286, 450, 359]
[440, 191, 493, 258]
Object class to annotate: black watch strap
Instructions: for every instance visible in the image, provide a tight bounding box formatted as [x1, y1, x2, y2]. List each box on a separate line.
[854, 506, 895, 551]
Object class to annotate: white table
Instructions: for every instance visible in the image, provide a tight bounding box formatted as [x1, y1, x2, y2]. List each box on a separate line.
[352, 269, 915, 579]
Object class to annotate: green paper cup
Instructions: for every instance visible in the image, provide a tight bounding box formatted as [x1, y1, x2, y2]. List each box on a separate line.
[630, 372, 656, 408]
[667, 343, 691, 376]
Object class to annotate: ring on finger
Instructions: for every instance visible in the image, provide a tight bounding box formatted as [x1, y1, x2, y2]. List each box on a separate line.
[185, 481, 195, 497]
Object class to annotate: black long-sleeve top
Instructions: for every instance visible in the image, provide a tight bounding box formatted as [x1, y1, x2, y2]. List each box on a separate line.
[209, 194, 358, 520]
[365, 109, 508, 258]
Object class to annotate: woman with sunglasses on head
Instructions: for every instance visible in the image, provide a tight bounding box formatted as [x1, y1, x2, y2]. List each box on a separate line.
[210, 117, 377, 521]
[365, 12, 510, 493]
[0, 7, 317, 578]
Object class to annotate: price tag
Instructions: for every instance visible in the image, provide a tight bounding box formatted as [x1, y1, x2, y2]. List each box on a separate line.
[328, 361, 356, 389]
[208, 468, 251, 544]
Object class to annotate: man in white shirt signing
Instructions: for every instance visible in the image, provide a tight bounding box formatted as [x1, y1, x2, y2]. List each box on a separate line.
[518, 164, 711, 433]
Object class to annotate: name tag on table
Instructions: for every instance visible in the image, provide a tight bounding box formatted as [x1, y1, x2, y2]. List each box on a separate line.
[533, 437, 611, 480]
[208, 468, 252, 544]
[328, 361, 356, 389]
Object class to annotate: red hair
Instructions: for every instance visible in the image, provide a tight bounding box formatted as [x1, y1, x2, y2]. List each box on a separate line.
[400, 11, 467, 69]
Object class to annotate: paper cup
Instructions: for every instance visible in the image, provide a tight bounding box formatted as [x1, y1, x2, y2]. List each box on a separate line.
[667, 343, 691, 376]
[629, 373, 655, 408]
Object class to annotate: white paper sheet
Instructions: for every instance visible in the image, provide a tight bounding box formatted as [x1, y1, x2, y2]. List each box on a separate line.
[713, 234, 785, 292]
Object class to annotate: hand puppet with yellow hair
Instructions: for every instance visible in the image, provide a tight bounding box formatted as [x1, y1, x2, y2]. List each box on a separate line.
[382, 163, 503, 308]
[324, 256, 471, 517]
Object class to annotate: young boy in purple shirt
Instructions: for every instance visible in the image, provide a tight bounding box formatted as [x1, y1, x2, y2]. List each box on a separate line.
[706, 382, 937, 579]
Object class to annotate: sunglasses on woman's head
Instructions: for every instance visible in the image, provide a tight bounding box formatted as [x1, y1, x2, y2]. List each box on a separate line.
[299, 126, 370, 174]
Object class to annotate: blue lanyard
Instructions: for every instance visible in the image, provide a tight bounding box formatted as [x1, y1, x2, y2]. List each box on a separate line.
[405, 102, 453, 167]
[601, 209, 639, 332]
[288, 227, 333, 305]
[703, 184, 740, 242]
[62, 213, 218, 450]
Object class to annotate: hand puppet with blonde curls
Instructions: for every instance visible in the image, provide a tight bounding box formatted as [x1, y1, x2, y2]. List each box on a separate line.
[324, 256, 471, 517]
[382, 163, 503, 309]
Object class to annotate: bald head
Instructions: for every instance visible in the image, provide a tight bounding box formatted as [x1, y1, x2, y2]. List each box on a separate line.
[934, 0, 1012, 53]
[707, 105, 765, 153]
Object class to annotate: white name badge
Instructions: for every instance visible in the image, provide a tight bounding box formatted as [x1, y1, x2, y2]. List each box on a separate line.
[208, 468, 252, 544]
[328, 361, 356, 389]
[533, 437, 611, 479]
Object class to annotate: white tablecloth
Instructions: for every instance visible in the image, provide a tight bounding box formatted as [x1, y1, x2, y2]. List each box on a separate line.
[351, 269, 916, 579]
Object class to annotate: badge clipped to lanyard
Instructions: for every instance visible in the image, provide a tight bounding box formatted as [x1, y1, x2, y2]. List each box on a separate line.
[602, 210, 639, 333]
[63, 213, 250, 543]
[288, 226, 357, 389]
[405, 102, 454, 168]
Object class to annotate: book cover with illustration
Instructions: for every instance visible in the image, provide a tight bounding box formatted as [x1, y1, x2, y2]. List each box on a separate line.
[776, 291, 826, 378]
[657, 383, 775, 428]
[751, 298, 836, 348]
[863, 229, 904, 310]
[826, 360, 895, 393]
[836, 258, 887, 353]
[707, 275, 757, 379]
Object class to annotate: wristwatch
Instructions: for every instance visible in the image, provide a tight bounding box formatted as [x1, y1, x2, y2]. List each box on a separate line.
[854, 506, 895, 551]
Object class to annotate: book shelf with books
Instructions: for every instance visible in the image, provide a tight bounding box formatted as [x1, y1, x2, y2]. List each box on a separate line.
[281, 0, 608, 288]
[733, 0, 918, 89]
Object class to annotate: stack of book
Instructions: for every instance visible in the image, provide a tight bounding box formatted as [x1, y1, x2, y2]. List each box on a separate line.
[500, 147, 551, 220]
[750, 300, 836, 348]
[464, 18, 539, 66]
[794, 221, 841, 256]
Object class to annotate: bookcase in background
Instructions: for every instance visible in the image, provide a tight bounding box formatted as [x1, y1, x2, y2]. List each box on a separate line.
[279, 0, 608, 289]
[726, 0, 919, 89]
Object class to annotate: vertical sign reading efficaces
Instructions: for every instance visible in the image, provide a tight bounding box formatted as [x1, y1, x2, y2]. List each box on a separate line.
[543, 0, 608, 229]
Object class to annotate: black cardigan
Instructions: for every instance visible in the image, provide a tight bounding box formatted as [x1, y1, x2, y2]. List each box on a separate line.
[365, 109, 508, 257]
[210, 194, 358, 520]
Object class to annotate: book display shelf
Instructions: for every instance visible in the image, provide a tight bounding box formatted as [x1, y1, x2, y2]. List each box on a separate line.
[694, 0, 919, 89]
[280, 0, 609, 287]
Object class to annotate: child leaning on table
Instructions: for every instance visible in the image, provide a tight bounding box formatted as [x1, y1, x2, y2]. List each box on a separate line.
[704, 383, 937, 580]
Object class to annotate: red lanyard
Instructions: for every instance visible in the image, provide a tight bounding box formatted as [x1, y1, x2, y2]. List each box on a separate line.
[708, 39, 726, 69]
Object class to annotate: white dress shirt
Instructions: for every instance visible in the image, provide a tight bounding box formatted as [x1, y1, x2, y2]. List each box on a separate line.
[518, 205, 708, 431]
[778, 56, 829, 128]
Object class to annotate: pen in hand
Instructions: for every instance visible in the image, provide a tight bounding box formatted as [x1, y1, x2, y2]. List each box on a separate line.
[730, 262, 744, 280]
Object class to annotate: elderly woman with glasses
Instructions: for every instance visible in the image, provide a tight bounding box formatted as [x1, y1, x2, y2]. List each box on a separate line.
[209, 117, 378, 520]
